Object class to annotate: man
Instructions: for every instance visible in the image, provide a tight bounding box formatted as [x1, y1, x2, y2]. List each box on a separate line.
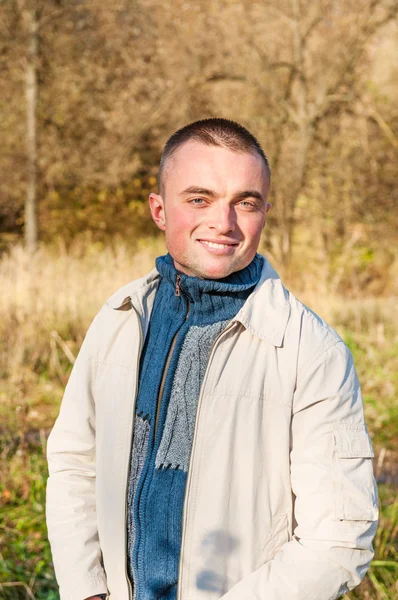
[46, 118, 378, 600]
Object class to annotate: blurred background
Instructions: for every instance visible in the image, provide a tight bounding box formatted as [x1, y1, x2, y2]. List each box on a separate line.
[0, 0, 397, 598]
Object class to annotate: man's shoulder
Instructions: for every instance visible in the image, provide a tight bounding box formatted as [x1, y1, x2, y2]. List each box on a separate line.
[285, 290, 349, 372]
[86, 268, 159, 337]
[289, 291, 342, 344]
[239, 256, 342, 353]
[103, 267, 159, 311]
[81, 268, 160, 358]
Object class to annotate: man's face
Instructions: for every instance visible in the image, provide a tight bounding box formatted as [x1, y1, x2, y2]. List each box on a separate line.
[149, 141, 271, 279]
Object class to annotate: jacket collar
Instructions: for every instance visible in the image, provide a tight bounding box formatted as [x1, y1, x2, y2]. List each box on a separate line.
[107, 256, 290, 347]
[232, 258, 290, 347]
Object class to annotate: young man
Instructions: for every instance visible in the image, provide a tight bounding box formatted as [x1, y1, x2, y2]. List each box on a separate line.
[46, 118, 378, 600]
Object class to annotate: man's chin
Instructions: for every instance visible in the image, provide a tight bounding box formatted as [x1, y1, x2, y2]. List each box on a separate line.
[171, 252, 252, 279]
[192, 259, 247, 280]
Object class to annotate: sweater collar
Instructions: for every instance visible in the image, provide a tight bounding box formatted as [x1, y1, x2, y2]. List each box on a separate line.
[155, 253, 264, 303]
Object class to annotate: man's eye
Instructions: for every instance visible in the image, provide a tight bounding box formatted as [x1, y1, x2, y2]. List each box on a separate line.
[240, 200, 256, 208]
[190, 198, 205, 205]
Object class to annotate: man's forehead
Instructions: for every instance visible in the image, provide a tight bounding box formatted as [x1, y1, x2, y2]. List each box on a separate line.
[163, 140, 269, 188]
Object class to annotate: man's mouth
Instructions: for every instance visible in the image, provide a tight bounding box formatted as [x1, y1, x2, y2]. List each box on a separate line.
[199, 240, 238, 250]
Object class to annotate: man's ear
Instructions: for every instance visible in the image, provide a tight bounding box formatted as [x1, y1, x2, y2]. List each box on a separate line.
[149, 193, 166, 231]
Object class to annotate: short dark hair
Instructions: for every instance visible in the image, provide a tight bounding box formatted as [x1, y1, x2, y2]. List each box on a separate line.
[158, 118, 270, 195]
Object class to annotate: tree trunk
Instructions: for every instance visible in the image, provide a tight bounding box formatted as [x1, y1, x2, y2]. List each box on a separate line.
[24, 7, 38, 253]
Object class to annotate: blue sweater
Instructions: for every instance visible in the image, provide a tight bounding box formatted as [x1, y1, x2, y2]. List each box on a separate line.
[127, 254, 263, 599]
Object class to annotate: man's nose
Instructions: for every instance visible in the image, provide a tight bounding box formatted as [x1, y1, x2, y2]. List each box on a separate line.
[208, 204, 236, 234]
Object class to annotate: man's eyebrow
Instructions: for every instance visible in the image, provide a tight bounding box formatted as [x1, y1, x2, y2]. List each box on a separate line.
[233, 190, 265, 203]
[179, 186, 217, 197]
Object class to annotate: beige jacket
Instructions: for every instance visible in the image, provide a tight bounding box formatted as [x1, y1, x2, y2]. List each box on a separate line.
[46, 258, 378, 600]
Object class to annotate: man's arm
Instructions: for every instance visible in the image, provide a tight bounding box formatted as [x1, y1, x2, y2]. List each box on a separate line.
[221, 341, 378, 600]
[46, 314, 108, 600]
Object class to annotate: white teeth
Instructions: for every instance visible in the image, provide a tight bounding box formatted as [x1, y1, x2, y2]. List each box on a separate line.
[201, 241, 231, 249]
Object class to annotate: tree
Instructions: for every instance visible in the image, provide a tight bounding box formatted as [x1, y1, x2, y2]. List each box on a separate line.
[20, 2, 39, 252]
[245, 0, 398, 267]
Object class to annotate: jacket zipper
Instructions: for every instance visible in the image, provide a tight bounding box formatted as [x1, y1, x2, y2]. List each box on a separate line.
[154, 334, 178, 439]
[121, 298, 143, 600]
[175, 274, 182, 296]
[177, 321, 236, 600]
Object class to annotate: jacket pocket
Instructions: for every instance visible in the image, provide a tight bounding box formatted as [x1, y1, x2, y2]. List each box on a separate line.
[333, 424, 378, 521]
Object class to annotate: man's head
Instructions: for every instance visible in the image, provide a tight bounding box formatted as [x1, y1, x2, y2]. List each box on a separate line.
[157, 118, 271, 196]
[150, 118, 272, 279]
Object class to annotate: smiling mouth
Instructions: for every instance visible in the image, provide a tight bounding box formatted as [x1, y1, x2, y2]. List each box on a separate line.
[199, 240, 239, 249]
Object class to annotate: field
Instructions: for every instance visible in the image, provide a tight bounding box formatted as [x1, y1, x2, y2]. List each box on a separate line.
[0, 243, 397, 599]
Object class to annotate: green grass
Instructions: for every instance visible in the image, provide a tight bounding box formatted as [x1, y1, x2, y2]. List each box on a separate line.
[344, 335, 398, 451]
[344, 484, 398, 599]
[0, 434, 58, 599]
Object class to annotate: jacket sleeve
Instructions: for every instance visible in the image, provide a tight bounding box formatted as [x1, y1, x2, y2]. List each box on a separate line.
[46, 313, 108, 600]
[221, 340, 378, 600]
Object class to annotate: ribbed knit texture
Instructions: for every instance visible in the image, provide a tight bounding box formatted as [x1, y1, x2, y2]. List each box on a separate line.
[127, 253, 264, 600]
[155, 320, 229, 472]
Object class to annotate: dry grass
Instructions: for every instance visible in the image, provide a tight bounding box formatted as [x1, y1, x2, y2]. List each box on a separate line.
[0, 238, 166, 330]
[0, 240, 166, 428]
